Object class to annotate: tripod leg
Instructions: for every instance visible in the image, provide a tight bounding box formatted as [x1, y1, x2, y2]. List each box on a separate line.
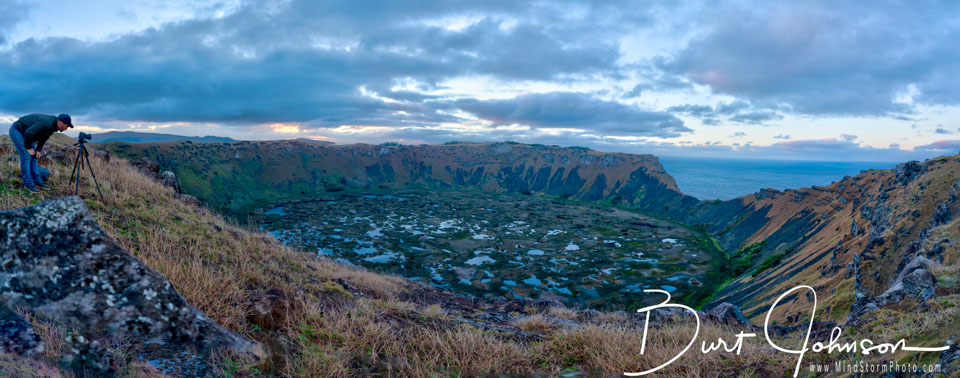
[82, 147, 105, 202]
[69, 148, 80, 182]
[73, 149, 83, 196]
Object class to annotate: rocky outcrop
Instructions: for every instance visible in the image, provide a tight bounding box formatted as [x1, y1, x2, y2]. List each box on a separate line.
[850, 256, 939, 323]
[894, 161, 925, 185]
[0, 197, 262, 372]
[129, 156, 161, 179]
[882, 256, 938, 302]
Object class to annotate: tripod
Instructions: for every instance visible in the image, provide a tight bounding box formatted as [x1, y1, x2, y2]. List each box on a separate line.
[69, 138, 105, 201]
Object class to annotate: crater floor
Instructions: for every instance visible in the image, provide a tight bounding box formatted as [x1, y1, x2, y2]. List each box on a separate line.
[257, 190, 721, 310]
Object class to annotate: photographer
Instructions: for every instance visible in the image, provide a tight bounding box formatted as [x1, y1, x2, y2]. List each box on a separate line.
[8, 114, 74, 193]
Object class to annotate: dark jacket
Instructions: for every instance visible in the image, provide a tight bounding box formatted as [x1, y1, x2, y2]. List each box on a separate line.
[12, 114, 59, 152]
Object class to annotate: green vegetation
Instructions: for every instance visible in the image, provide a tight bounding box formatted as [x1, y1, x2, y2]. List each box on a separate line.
[729, 241, 766, 277]
[752, 249, 790, 277]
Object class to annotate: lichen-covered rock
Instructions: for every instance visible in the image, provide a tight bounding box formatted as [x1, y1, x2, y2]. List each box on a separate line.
[0, 307, 42, 356]
[706, 302, 754, 329]
[0, 197, 262, 362]
[850, 256, 939, 324]
[882, 256, 938, 302]
[941, 337, 959, 375]
[179, 193, 201, 207]
[160, 170, 179, 192]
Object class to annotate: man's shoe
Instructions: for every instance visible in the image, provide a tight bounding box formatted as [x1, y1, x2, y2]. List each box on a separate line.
[25, 186, 40, 193]
[37, 184, 53, 191]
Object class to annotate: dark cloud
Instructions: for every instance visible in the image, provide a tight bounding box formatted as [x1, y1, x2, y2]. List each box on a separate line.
[667, 104, 714, 117]
[0, 0, 633, 128]
[668, 101, 781, 125]
[622, 84, 645, 99]
[455, 92, 690, 136]
[731, 132, 746, 137]
[935, 127, 952, 134]
[773, 134, 790, 139]
[728, 110, 782, 125]
[715, 100, 750, 115]
[660, 1, 960, 116]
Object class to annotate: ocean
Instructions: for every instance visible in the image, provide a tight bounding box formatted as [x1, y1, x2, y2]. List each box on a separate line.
[658, 156, 899, 201]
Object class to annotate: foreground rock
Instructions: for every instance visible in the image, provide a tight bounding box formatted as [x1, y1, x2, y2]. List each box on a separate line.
[850, 256, 939, 323]
[0, 307, 42, 356]
[0, 197, 262, 372]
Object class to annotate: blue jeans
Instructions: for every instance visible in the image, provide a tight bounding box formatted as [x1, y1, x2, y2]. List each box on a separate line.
[8, 124, 43, 188]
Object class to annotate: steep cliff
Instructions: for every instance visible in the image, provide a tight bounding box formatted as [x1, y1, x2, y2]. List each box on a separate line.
[102, 141, 693, 217]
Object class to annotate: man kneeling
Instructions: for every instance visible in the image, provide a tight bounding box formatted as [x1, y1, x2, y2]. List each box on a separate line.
[8, 113, 73, 193]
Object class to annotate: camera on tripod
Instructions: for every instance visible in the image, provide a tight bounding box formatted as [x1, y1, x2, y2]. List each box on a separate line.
[70, 132, 105, 201]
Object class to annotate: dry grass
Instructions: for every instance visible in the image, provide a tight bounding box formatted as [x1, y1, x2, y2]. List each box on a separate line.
[514, 314, 560, 335]
[420, 304, 448, 320]
[546, 306, 579, 321]
[0, 137, 816, 376]
[590, 311, 628, 324]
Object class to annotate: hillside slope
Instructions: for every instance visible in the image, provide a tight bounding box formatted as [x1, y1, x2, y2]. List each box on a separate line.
[101, 140, 960, 326]
[1, 134, 810, 375]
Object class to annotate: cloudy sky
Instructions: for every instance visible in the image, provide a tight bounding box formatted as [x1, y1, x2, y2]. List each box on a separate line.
[2, 0, 959, 161]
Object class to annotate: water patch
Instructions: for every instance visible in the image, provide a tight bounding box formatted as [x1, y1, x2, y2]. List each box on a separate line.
[354, 246, 378, 255]
[265, 206, 286, 216]
[465, 255, 495, 266]
[364, 251, 403, 264]
[522, 275, 543, 286]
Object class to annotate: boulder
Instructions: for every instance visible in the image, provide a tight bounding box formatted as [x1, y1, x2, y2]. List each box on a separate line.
[246, 288, 296, 331]
[0, 307, 43, 356]
[941, 337, 959, 375]
[0, 197, 263, 366]
[850, 256, 939, 324]
[129, 157, 160, 180]
[179, 193, 201, 207]
[161, 170, 180, 192]
[901, 269, 937, 301]
[881, 256, 938, 302]
[706, 302, 754, 329]
[46, 150, 68, 163]
[92, 149, 111, 162]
